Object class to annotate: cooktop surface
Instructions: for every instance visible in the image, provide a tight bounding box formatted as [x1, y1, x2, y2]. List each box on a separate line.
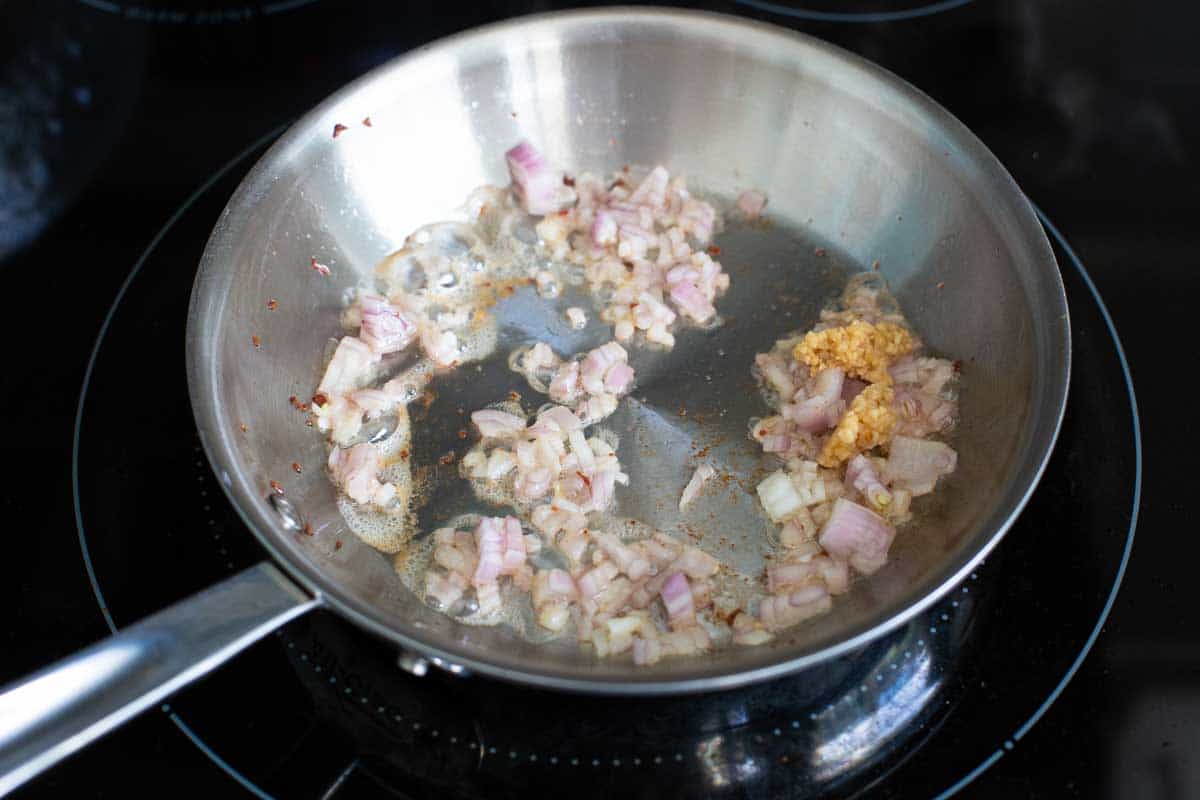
[4, 1, 1183, 797]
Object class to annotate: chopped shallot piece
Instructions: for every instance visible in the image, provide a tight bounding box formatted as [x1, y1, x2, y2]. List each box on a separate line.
[845, 454, 892, 510]
[731, 612, 774, 646]
[818, 498, 896, 576]
[767, 555, 849, 596]
[595, 532, 651, 581]
[756, 470, 805, 523]
[358, 293, 417, 354]
[327, 443, 397, 507]
[785, 367, 845, 433]
[470, 409, 527, 439]
[578, 562, 620, 601]
[883, 436, 957, 496]
[632, 626, 712, 665]
[476, 581, 501, 616]
[425, 571, 468, 610]
[565, 306, 587, 329]
[505, 140, 576, 215]
[580, 341, 629, 395]
[419, 325, 459, 367]
[679, 463, 716, 511]
[660, 572, 695, 628]
[737, 189, 767, 219]
[472, 517, 506, 586]
[348, 388, 392, 419]
[500, 516, 527, 572]
[779, 510, 818, 548]
[318, 336, 378, 396]
[548, 360, 581, 402]
[759, 585, 832, 632]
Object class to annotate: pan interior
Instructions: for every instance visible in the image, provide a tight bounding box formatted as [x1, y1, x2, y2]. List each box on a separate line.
[187, 10, 1068, 690]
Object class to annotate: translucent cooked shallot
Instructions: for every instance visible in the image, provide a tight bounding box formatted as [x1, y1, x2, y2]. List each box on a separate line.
[308, 141, 963, 667]
[747, 273, 959, 633]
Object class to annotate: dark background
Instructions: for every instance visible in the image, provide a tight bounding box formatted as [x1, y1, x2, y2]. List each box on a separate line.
[1, 0, 1188, 796]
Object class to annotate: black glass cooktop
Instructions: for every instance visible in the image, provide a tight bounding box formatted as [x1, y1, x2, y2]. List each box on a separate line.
[6, 0, 1185, 797]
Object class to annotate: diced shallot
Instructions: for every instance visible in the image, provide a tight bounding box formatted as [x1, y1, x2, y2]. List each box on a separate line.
[845, 454, 892, 509]
[505, 141, 575, 215]
[668, 280, 716, 324]
[756, 470, 805, 523]
[327, 443, 395, 507]
[660, 572, 695, 628]
[548, 360, 581, 402]
[580, 341, 628, 395]
[737, 189, 767, 219]
[603, 362, 635, 395]
[759, 585, 832, 632]
[358, 293, 417, 354]
[595, 532, 651, 581]
[679, 463, 716, 511]
[318, 336, 378, 396]
[500, 516, 527, 572]
[565, 307, 587, 329]
[767, 555, 849, 596]
[577, 562, 620, 601]
[425, 571, 468, 610]
[818, 498, 896, 576]
[785, 367, 845, 432]
[883, 436, 957, 496]
[470, 409, 527, 439]
[472, 517, 506, 586]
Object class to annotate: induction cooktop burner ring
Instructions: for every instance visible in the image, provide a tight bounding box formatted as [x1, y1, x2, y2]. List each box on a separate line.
[929, 204, 1142, 799]
[69, 124, 1141, 797]
[76, 0, 318, 24]
[732, 0, 974, 24]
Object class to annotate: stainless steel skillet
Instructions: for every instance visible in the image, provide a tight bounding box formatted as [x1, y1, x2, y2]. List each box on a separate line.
[0, 8, 1069, 792]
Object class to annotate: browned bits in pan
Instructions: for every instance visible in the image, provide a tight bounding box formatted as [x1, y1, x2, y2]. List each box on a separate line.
[707, 245, 721, 256]
[562, 174, 575, 187]
[312, 393, 328, 407]
[266, 298, 279, 311]
[439, 451, 456, 466]
[399, 449, 410, 460]
[508, 390, 520, 401]
[239, 423, 248, 433]
[251, 334, 261, 348]
[457, 429, 468, 440]
[937, 281, 946, 289]
[310, 257, 330, 276]
[334, 540, 343, 550]
[269, 480, 284, 494]
[332, 123, 348, 138]
[302, 523, 314, 537]
[292, 462, 303, 474]
[814, 247, 826, 257]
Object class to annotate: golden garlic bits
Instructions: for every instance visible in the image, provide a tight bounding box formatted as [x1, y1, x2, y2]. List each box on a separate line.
[794, 320, 915, 384]
[818, 383, 897, 467]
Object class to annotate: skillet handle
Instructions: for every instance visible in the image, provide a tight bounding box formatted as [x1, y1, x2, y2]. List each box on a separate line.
[0, 562, 318, 794]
